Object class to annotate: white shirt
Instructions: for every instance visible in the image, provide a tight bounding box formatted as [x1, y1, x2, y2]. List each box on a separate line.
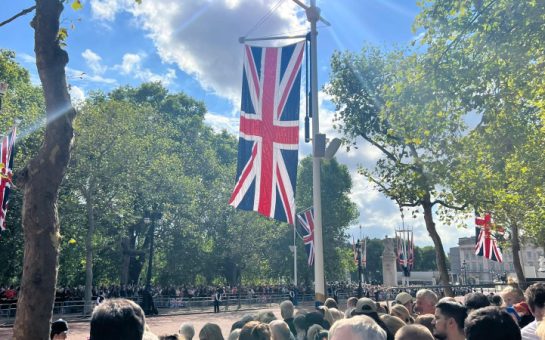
[521, 320, 539, 340]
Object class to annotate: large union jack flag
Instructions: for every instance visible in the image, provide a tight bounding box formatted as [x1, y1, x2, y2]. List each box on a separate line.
[0, 126, 16, 231]
[229, 41, 305, 225]
[296, 207, 314, 266]
[475, 212, 503, 263]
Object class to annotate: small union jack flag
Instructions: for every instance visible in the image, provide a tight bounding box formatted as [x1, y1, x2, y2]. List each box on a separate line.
[397, 230, 414, 276]
[229, 41, 305, 225]
[296, 207, 314, 266]
[0, 126, 16, 231]
[475, 212, 503, 263]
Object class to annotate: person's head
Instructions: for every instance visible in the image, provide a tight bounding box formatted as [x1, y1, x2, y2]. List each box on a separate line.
[414, 314, 435, 334]
[351, 298, 377, 317]
[256, 310, 276, 324]
[227, 329, 241, 340]
[433, 301, 467, 340]
[525, 282, 545, 321]
[90, 298, 145, 340]
[379, 314, 406, 336]
[324, 298, 337, 309]
[280, 300, 294, 319]
[346, 297, 358, 309]
[464, 306, 521, 340]
[306, 324, 324, 340]
[390, 304, 413, 324]
[305, 311, 330, 330]
[238, 321, 271, 340]
[395, 292, 414, 313]
[293, 314, 307, 335]
[464, 292, 490, 312]
[199, 323, 224, 340]
[488, 294, 503, 307]
[159, 335, 182, 340]
[394, 324, 434, 340]
[328, 315, 386, 340]
[51, 319, 69, 340]
[268, 320, 293, 340]
[415, 290, 438, 315]
[179, 322, 195, 340]
[500, 284, 525, 307]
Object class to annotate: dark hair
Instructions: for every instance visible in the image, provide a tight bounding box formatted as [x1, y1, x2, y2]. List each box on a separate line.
[525, 282, 545, 311]
[488, 294, 503, 306]
[239, 321, 271, 340]
[464, 306, 521, 340]
[159, 335, 182, 340]
[436, 301, 467, 330]
[465, 293, 490, 310]
[90, 298, 145, 340]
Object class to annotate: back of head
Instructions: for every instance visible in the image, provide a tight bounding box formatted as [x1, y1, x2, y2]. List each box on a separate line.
[227, 329, 241, 340]
[159, 335, 182, 340]
[416, 289, 438, 305]
[394, 324, 434, 340]
[269, 320, 292, 340]
[179, 322, 195, 340]
[525, 282, 545, 312]
[306, 324, 324, 340]
[280, 300, 294, 319]
[90, 298, 145, 340]
[305, 311, 330, 330]
[414, 314, 434, 334]
[199, 323, 224, 340]
[324, 298, 337, 309]
[464, 306, 521, 340]
[346, 297, 358, 309]
[256, 310, 277, 324]
[239, 321, 271, 340]
[328, 315, 386, 340]
[435, 301, 467, 331]
[464, 292, 490, 311]
[390, 304, 413, 324]
[380, 314, 406, 336]
[489, 294, 503, 306]
[500, 283, 525, 306]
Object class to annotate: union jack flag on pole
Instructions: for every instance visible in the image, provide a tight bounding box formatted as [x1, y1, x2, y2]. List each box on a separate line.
[475, 212, 503, 263]
[0, 126, 16, 231]
[296, 207, 315, 266]
[229, 41, 305, 225]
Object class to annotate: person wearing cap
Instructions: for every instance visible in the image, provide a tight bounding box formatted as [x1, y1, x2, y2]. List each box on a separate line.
[351, 298, 394, 340]
[51, 319, 69, 340]
[394, 292, 414, 315]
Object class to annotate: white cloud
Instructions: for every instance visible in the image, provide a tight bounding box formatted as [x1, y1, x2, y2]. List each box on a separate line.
[18, 53, 35, 64]
[115, 53, 177, 85]
[204, 111, 239, 135]
[90, 0, 127, 21]
[69, 85, 86, 105]
[82, 49, 107, 75]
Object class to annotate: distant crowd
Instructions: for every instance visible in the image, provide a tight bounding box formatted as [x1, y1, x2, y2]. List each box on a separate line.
[47, 280, 545, 340]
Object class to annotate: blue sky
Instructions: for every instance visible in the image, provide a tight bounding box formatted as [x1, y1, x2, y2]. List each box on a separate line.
[0, 0, 475, 250]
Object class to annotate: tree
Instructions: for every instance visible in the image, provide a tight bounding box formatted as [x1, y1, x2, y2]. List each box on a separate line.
[326, 46, 468, 295]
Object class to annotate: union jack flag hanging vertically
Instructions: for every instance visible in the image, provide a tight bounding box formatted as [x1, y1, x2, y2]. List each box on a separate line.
[229, 41, 305, 225]
[296, 207, 314, 266]
[0, 126, 16, 231]
[475, 212, 503, 263]
[396, 229, 414, 277]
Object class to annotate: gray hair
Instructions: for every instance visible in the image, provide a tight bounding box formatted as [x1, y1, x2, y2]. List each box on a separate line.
[416, 289, 438, 305]
[328, 315, 386, 340]
[227, 328, 241, 340]
[280, 300, 295, 319]
[269, 320, 294, 340]
[179, 322, 195, 339]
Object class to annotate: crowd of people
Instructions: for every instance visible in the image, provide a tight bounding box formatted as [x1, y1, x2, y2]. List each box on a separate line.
[47, 280, 545, 340]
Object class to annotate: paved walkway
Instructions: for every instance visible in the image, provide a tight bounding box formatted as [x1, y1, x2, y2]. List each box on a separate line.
[0, 303, 315, 339]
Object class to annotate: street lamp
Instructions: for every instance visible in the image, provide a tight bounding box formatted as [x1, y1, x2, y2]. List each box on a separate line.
[355, 239, 363, 298]
[461, 260, 468, 286]
[142, 210, 162, 315]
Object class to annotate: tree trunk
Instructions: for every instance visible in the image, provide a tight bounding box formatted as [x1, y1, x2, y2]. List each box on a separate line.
[13, 1, 75, 339]
[422, 198, 453, 296]
[83, 187, 95, 315]
[510, 222, 527, 288]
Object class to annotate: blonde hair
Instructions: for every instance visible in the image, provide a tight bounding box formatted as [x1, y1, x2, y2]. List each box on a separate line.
[390, 304, 414, 324]
[537, 320, 545, 340]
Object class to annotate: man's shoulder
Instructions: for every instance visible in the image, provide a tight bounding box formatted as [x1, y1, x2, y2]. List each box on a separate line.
[521, 320, 538, 340]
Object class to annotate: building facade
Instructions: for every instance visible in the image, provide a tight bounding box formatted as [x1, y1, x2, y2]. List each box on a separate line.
[449, 237, 545, 284]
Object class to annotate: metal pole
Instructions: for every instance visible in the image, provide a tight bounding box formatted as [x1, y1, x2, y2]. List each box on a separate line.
[293, 223, 298, 287]
[307, 0, 325, 305]
[357, 240, 363, 298]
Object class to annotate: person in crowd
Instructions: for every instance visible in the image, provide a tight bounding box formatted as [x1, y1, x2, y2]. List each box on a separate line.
[464, 292, 490, 312]
[500, 281, 525, 307]
[414, 314, 435, 334]
[351, 298, 394, 340]
[269, 320, 294, 340]
[279, 300, 296, 336]
[464, 306, 521, 340]
[394, 292, 414, 315]
[432, 301, 467, 340]
[305, 311, 330, 330]
[306, 324, 324, 340]
[51, 319, 69, 340]
[514, 301, 535, 328]
[489, 294, 503, 306]
[199, 323, 224, 340]
[345, 296, 358, 317]
[324, 297, 338, 309]
[315, 329, 328, 340]
[328, 315, 387, 340]
[536, 320, 545, 340]
[213, 288, 222, 313]
[293, 314, 308, 340]
[522, 282, 545, 340]
[415, 289, 438, 315]
[179, 322, 195, 340]
[239, 320, 271, 340]
[227, 329, 241, 340]
[89, 298, 146, 340]
[395, 324, 434, 340]
[256, 310, 276, 323]
[390, 304, 414, 324]
[379, 314, 406, 336]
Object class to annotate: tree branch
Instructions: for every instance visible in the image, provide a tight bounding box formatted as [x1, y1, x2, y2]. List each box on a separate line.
[0, 5, 36, 28]
[431, 199, 468, 210]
